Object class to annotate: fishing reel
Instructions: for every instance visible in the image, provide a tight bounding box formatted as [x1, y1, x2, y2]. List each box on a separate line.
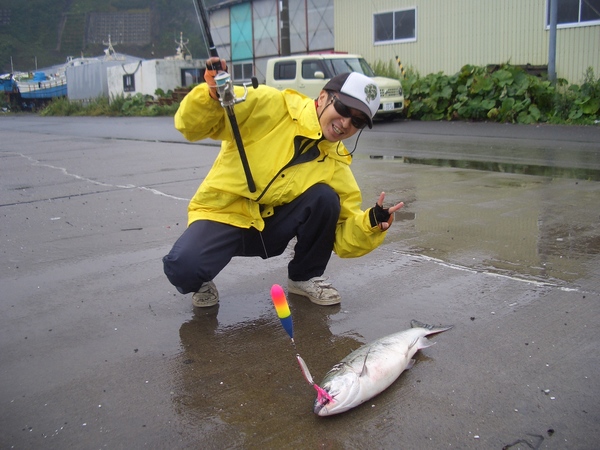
[214, 72, 259, 109]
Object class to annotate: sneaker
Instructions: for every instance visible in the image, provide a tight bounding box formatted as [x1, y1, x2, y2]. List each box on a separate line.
[192, 281, 219, 308]
[288, 277, 341, 306]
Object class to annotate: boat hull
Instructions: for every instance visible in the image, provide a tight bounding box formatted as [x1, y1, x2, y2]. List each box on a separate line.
[17, 78, 67, 99]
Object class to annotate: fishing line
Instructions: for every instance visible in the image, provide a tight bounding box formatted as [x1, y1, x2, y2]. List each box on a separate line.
[370, 0, 390, 41]
[259, 231, 269, 259]
[270, 284, 333, 403]
[191, 0, 211, 57]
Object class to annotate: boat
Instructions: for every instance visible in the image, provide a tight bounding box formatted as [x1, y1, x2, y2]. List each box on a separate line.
[0, 73, 17, 93]
[14, 36, 128, 101]
[15, 53, 106, 100]
[15, 71, 67, 99]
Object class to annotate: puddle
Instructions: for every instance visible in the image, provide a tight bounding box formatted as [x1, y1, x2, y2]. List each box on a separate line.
[355, 158, 600, 286]
[170, 296, 362, 447]
[370, 155, 600, 181]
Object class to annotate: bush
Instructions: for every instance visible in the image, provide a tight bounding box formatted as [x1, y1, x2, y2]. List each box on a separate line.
[404, 63, 557, 123]
[370, 59, 402, 79]
[372, 60, 599, 125]
[37, 64, 600, 125]
[41, 93, 180, 117]
[549, 67, 600, 123]
[40, 97, 85, 116]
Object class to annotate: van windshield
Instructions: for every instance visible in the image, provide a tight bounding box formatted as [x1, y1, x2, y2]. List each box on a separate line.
[321, 58, 376, 78]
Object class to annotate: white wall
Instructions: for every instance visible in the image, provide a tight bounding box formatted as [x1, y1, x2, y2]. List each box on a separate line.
[107, 59, 204, 100]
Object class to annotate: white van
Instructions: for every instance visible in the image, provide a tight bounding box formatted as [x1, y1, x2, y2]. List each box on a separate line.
[265, 54, 404, 118]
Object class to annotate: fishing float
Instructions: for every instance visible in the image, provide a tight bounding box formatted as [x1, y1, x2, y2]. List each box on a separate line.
[270, 284, 333, 404]
[271, 284, 294, 345]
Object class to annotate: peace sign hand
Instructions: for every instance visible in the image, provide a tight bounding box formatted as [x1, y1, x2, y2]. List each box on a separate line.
[371, 192, 404, 231]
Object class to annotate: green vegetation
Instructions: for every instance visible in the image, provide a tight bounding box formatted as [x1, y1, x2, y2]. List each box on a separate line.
[28, 62, 600, 126]
[40, 93, 180, 117]
[0, 0, 213, 73]
[389, 63, 599, 125]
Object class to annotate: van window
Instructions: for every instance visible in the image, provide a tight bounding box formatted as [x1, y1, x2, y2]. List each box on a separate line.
[322, 58, 376, 77]
[302, 60, 326, 79]
[274, 61, 296, 80]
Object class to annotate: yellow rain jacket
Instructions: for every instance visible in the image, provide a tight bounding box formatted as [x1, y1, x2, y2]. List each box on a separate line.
[174, 83, 386, 258]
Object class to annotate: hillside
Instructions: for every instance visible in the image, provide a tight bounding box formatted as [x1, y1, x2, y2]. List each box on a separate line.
[0, 0, 223, 73]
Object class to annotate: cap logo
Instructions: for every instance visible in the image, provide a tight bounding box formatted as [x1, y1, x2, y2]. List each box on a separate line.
[364, 83, 378, 104]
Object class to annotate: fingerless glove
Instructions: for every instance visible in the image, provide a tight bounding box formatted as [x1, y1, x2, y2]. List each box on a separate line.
[369, 203, 391, 228]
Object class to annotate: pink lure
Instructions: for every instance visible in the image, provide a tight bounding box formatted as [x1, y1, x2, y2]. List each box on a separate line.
[314, 384, 334, 405]
[297, 354, 333, 404]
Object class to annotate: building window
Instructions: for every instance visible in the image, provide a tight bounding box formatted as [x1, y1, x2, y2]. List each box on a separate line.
[546, 0, 600, 27]
[233, 62, 254, 81]
[374, 8, 417, 44]
[123, 74, 135, 92]
[181, 68, 203, 87]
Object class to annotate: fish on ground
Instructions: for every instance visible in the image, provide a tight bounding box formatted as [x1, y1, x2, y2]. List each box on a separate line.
[314, 320, 453, 416]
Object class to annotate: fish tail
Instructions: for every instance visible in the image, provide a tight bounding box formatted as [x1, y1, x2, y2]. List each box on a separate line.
[410, 319, 454, 335]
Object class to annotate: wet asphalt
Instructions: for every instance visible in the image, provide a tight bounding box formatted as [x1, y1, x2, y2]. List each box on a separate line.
[1, 115, 599, 449]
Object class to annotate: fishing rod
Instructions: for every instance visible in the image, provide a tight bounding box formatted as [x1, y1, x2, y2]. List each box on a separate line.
[270, 284, 333, 404]
[194, 0, 258, 193]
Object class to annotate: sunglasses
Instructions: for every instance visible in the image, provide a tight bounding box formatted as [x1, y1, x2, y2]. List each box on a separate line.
[330, 95, 369, 129]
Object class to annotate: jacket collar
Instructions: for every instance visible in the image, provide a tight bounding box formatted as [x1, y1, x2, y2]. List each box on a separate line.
[282, 89, 352, 165]
[282, 89, 324, 140]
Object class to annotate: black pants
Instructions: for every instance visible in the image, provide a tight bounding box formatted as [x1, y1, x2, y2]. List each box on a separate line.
[163, 184, 341, 294]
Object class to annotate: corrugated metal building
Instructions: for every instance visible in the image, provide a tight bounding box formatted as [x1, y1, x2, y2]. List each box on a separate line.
[67, 54, 141, 101]
[208, 0, 598, 84]
[335, 0, 599, 84]
[209, 0, 334, 83]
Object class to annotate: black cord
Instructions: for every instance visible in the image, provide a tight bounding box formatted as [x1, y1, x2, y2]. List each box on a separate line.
[337, 128, 364, 157]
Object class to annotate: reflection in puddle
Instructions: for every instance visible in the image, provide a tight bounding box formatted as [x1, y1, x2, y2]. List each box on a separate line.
[357, 158, 600, 285]
[170, 298, 363, 447]
[370, 155, 600, 181]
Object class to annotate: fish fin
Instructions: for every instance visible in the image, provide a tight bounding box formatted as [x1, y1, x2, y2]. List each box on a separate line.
[408, 336, 420, 350]
[411, 319, 454, 335]
[359, 348, 371, 378]
[417, 336, 435, 350]
[408, 336, 435, 351]
[406, 359, 416, 369]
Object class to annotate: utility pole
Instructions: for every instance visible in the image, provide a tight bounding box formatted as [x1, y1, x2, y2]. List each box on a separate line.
[280, 0, 291, 56]
[548, 0, 558, 83]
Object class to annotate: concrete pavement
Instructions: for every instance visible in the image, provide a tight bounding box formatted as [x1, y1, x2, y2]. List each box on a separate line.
[1, 115, 598, 449]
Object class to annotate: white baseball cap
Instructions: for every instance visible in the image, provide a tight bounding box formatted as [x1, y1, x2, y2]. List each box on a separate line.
[323, 72, 380, 128]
